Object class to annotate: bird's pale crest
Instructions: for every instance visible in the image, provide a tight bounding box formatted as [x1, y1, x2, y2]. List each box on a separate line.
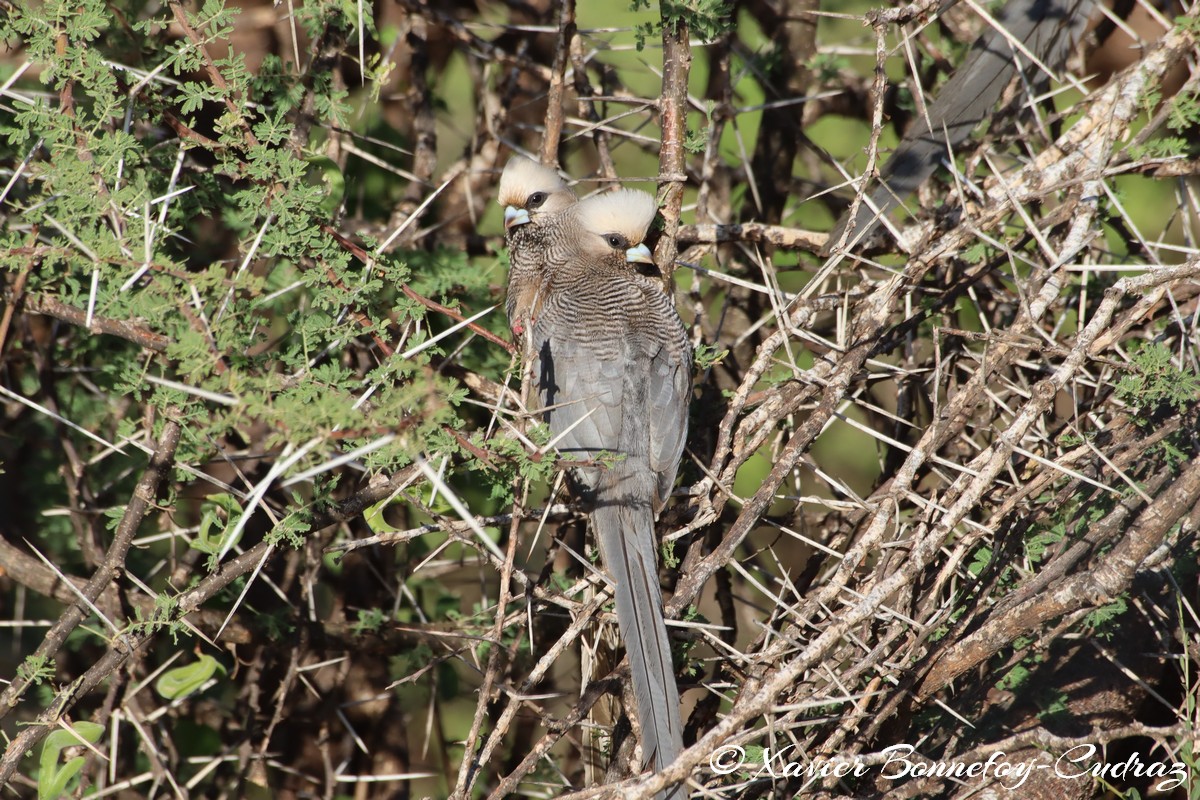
[574, 189, 657, 245]
[498, 155, 570, 208]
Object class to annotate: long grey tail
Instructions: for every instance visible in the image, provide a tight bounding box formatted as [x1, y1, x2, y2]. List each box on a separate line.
[592, 474, 684, 799]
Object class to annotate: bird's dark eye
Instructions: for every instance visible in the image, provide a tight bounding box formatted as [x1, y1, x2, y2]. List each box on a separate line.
[605, 233, 628, 249]
[526, 192, 547, 209]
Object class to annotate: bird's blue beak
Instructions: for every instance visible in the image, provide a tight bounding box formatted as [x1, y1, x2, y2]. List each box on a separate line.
[625, 243, 654, 264]
[504, 206, 531, 229]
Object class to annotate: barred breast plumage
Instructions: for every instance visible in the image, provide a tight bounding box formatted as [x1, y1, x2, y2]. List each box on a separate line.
[497, 156, 577, 337]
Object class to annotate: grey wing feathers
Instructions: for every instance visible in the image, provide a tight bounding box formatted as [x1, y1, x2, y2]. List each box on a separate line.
[537, 279, 691, 507]
[646, 342, 690, 510]
[633, 277, 692, 510]
[532, 308, 627, 493]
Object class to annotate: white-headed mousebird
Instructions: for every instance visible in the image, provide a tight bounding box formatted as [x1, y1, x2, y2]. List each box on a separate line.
[528, 188, 691, 798]
[497, 155, 577, 338]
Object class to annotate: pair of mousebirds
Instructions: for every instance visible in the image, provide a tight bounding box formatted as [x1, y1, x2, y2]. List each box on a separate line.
[498, 155, 691, 798]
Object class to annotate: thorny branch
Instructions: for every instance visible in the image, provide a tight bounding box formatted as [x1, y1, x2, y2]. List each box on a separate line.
[2, 1, 1199, 799]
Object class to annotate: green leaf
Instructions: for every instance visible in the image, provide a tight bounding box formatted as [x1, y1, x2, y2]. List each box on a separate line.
[37, 720, 105, 800]
[155, 654, 225, 700]
[967, 546, 991, 578]
[743, 744, 766, 764]
[191, 493, 245, 555]
[693, 342, 728, 371]
[365, 497, 402, 535]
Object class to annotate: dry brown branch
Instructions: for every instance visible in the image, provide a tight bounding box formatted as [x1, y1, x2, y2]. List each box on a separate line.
[653, 9, 692, 284]
[323, 223, 517, 354]
[4, 417, 178, 667]
[540, 0, 576, 168]
[167, 0, 259, 149]
[0, 538, 264, 785]
[675, 221, 828, 252]
[0, 414, 181, 747]
[4, 1, 1200, 798]
[916, 453, 1200, 699]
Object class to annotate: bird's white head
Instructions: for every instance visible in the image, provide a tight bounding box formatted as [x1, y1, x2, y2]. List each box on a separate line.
[573, 189, 658, 264]
[498, 156, 576, 229]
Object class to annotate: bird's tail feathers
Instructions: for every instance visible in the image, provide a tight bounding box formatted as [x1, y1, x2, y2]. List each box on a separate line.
[592, 473, 684, 799]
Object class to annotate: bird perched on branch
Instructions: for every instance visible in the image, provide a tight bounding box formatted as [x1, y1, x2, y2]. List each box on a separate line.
[529, 189, 691, 797]
[497, 155, 577, 337]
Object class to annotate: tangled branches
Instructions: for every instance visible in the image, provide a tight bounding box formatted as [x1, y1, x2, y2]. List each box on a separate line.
[1, 0, 1198, 798]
